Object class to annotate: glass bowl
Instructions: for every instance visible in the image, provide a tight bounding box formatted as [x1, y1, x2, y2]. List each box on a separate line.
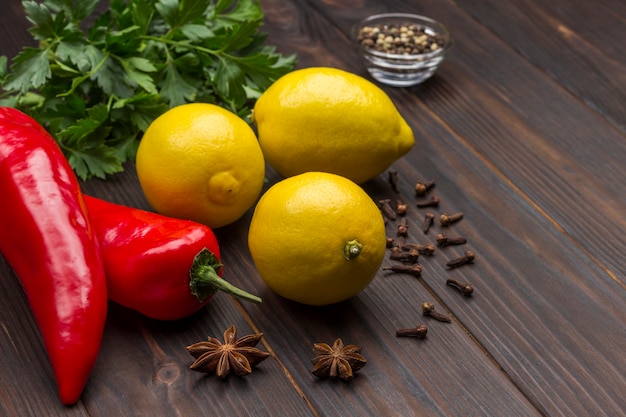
[352, 13, 452, 87]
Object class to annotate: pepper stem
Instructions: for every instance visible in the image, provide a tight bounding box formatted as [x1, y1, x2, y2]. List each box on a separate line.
[190, 248, 262, 304]
[344, 239, 363, 260]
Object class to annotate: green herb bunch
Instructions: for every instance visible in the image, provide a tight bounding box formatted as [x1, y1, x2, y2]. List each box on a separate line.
[0, 0, 296, 179]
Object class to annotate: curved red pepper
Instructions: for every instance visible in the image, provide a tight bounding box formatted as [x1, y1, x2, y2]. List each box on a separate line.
[0, 107, 107, 405]
[83, 196, 261, 320]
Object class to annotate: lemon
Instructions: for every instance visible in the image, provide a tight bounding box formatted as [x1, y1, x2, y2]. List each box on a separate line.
[136, 103, 265, 228]
[248, 172, 386, 305]
[252, 67, 415, 184]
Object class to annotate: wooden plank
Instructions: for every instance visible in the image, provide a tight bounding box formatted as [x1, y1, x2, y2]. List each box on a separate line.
[256, 0, 626, 416]
[0, 1, 33, 60]
[0, 263, 90, 416]
[391, 107, 626, 416]
[0, 227, 317, 416]
[1, 0, 624, 416]
[265, 0, 626, 282]
[407, 65, 626, 280]
[74, 2, 550, 414]
[219, 171, 543, 417]
[79, 167, 543, 416]
[465, 0, 626, 65]
[596, 0, 626, 18]
[392, 2, 626, 280]
[451, 0, 626, 131]
[82, 301, 317, 416]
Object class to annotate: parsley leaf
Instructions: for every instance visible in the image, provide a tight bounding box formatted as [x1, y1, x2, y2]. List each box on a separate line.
[3, 47, 52, 93]
[1, 0, 296, 180]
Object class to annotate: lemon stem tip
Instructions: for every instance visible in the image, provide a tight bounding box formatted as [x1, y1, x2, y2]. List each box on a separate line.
[344, 239, 363, 260]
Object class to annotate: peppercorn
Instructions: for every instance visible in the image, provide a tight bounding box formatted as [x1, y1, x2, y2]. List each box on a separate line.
[357, 22, 445, 55]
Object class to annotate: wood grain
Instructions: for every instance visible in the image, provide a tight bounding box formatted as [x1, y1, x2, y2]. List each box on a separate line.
[1, 0, 624, 416]
[456, 0, 626, 131]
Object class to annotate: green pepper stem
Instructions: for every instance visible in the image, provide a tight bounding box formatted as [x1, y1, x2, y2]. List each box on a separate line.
[190, 248, 262, 304]
[344, 239, 363, 260]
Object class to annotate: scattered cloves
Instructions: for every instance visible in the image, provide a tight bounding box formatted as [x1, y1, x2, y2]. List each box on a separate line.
[440, 212, 464, 226]
[390, 249, 419, 264]
[397, 217, 409, 237]
[388, 170, 400, 193]
[386, 237, 395, 248]
[401, 243, 436, 256]
[396, 324, 428, 339]
[446, 279, 474, 296]
[421, 302, 451, 322]
[380, 199, 397, 221]
[446, 250, 475, 269]
[416, 195, 440, 208]
[436, 233, 467, 247]
[396, 198, 408, 216]
[415, 179, 436, 196]
[422, 212, 435, 234]
[383, 264, 422, 278]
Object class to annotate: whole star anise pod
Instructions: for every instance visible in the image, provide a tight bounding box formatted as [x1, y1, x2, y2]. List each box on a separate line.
[186, 325, 270, 378]
[311, 338, 366, 381]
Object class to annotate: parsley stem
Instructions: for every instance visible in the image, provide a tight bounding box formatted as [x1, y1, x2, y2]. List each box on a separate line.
[58, 52, 111, 98]
[140, 36, 236, 60]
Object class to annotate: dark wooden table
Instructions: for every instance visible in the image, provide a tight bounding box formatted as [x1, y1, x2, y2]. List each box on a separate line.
[1, 0, 625, 416]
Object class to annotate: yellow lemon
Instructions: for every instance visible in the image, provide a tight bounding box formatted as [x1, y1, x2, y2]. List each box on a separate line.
[248, 172, 386, 305]
[136, 103, 265, 228]
[252, 67, 415, 184]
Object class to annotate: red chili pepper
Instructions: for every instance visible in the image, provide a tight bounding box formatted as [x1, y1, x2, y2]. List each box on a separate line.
[0, 107, 107, 405]
[83, 196, 261, 320]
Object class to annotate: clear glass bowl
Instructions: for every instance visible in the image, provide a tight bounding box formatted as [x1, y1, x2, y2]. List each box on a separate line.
[352, 13, 452, 87]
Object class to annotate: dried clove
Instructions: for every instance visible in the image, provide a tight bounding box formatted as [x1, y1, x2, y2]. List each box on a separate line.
[397, 217, 409, 237]
[388, 170, 400, 193]
[390, 249, 419, 264]
[415, 179, 436, 196]
[440, 212, 464, 226]
[386, 237, 395, 248]
[446, 250, 475, 269]
[396, 324, 428, 339]
[422, 212, 435, 234]
[436, 233, 467, 247]
[446, 279, 474, 296]
[396, 198, 408, 216]
[383, 264, 422, 278]
[421, 302, 451, 322]
[389, 236, 405, 253]
[401, 243, 436, 256]
[416, 195, 440, 208]
[380, 199, 397, 221]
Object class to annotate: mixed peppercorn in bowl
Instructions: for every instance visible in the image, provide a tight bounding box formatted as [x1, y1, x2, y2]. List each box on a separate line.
[353, 13, 452, 87]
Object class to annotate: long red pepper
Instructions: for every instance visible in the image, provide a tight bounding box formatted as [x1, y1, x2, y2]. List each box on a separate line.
[83, 196, 261, 320]
[0, 107, 107, 405]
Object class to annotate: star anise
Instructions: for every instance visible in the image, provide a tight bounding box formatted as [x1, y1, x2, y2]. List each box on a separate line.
[311, 338, 366, 381]
[186, 325, 270, 378]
